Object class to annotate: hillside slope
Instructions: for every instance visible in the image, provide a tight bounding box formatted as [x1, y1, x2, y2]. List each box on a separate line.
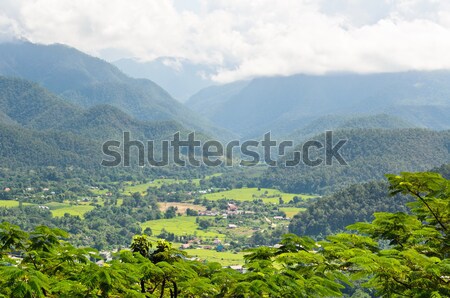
[0, 41, 232, 139]
[262, 128, 450, 194]
[0, 76, 193, 168]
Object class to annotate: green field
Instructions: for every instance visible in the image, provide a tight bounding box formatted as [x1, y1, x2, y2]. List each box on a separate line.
[46, 202, 95, 218]
[123, 179, 192, 195]
[0, 200, 32, 207]
[184, 249, 245, 266]
[141, 216, 226, 240]
[202, 188, 313, 204]
[0, 200, 94, 218]
[279, 207, 306, 218]
[122, 174, 223, 195]
[89, 188, 110, 195]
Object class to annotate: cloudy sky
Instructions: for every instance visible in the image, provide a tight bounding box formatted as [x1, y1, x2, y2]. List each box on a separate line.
[1, 0, 450, 82]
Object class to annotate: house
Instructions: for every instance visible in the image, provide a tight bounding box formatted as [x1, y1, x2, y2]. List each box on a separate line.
[227, 203, 238, 211]
[180, 243, 191, 249]
[228, 265, 246, 273]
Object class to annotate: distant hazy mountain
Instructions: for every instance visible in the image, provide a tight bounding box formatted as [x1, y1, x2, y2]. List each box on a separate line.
[186, 81, 250, 117]
[187, 72, 450, 138]
[0, 41, 232, 139]
[113, 57, 214, 102]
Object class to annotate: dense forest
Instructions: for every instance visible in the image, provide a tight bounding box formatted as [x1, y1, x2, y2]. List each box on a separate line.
[0, 42, 229, 138]
[0, 40, 449, 298]
[263, 128, 450, 194]
[288, 181, 413, 237]
[1, 172, 449, 297]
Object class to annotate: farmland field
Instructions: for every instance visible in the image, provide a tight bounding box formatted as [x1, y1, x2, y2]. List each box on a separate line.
[121, 174, 223, 195]
[122, 179, 194, 195]
[184, 248, 245, 266]
[0, 200, 32, 207]
[159, 202, 206, 213]
[141, 216, 227, 240]
[46, 202, 95, 218]
[201, 188, 314, 204]
[279, 207, 306, 218]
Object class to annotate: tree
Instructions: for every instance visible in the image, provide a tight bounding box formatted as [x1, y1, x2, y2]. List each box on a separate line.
[322, 172, 450, 297]
[144, 227, 153, 236]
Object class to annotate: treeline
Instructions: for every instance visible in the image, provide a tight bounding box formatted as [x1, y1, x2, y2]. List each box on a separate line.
[0, 171, 449, 297]
[0, 203, 159, 250]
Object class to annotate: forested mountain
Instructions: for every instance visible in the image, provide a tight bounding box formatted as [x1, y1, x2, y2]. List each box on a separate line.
[263, 128, 450, 194]
[187, 72, 450, 137]
[288, 114, 415, 140]
[0, 76, 197, 168]
[186, 80, 250, 117]
[113, 57, 215, 102]
[0, 41, 232, 139]
[288, 180, 412, 237]
[0, 76, 82, 129]
[0, 76, 186, 139]
[0, 123, 98, 168]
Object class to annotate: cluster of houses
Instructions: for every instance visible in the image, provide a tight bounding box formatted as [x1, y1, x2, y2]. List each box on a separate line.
[179, 237, 227, 250]
[197, 203, 256, 219]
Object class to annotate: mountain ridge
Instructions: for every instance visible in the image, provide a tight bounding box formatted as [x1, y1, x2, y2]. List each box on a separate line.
[187, 71, 450, 138]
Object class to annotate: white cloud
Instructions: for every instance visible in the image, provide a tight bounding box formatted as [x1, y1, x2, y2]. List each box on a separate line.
[1, 0, 450, 82]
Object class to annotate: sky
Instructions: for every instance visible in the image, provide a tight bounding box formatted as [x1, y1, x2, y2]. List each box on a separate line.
[1, 0, 450, 83]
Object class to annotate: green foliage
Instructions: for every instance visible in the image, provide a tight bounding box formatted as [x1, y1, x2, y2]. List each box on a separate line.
[1, 172, 449, 297]
[265, 129, 450, 194]
[289, 180, 412, 237]
[321, 172, 450, 297]
[0, 41, 229, 138]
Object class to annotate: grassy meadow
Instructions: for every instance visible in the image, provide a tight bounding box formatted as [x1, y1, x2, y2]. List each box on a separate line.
[141, 216, 227, 240]
[201, 187, 314, 204]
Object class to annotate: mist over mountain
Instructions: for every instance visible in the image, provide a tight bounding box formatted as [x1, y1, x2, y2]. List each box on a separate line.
[113, 57, 214, 102]
[186, 81, 250, 118]
[187, 72, 450, 138]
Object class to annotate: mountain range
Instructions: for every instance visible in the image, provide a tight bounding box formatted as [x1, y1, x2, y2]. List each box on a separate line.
[187, 72, 450, 138]
[113, 57, 214, 102]
[0, 40, 449, 185]
[0, 41, 231, 139]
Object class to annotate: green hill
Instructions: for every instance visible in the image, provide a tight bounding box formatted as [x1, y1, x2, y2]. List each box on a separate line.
[0, 41, 233, 139]
[263, 128, 450, 194]
[0, 76, 198, 168]
[0, 123, 98, 168]
[288, 180, 412, 237]
[187, 72, 450, 137]
[288, 114, 416, 140]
